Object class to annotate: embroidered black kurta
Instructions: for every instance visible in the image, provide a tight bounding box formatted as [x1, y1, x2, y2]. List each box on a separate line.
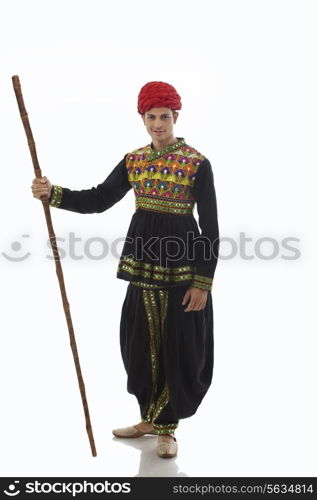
[49, 137, 219, 291]
[48, 137, 219, 433]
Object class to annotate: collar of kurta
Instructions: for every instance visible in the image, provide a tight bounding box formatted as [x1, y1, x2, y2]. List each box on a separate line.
[146, 137, 185, 162]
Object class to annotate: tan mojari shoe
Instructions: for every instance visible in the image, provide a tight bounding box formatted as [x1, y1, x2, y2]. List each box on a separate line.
[112, 425, 157, 438]
[156, 434, 178, 458]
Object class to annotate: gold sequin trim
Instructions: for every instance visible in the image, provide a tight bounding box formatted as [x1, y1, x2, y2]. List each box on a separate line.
[117, 256, 195, 283]
[141, 416, 178, 434]
[143, 290, 160, 422]
[142, 288, 175, 427]
[152, 382, 169, 422]
[159, 289, 168, 327]
[192, 274, 213, 291]
[49, 185, 63, 208]
[130, 281, 162, 289]
[152, 422, 178, 435]
[135, 195, 194, 215]
[145, 138, 186, 162]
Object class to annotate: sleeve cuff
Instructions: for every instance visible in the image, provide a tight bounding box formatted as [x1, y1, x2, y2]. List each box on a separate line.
[49, 185, 63, 208]
[192, 274, 213, 291]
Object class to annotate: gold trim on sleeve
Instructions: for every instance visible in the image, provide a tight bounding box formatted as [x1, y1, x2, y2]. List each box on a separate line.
[49, 185, 63, 208]
[192, 274, 213, 291]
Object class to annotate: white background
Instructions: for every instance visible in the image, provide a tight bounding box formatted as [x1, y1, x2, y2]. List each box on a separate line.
[0, 0, 316, 477]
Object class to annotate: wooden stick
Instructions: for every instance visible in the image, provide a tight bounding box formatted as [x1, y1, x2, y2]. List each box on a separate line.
[12, 75, 97, 457]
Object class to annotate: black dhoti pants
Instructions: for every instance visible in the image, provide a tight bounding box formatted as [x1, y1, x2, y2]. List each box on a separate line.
[119, 282, 214, 435]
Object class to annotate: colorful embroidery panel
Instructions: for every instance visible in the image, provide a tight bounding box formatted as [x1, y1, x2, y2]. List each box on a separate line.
[126, 138, 205, 215]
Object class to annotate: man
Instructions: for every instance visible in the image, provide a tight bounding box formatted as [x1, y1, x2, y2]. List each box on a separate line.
[32, 81, 219, 459]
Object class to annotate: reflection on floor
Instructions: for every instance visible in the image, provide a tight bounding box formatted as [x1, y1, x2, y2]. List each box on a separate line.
[112, 435, 187, 477]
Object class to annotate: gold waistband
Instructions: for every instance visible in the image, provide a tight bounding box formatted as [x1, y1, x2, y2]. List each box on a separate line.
[135, 195, 194, 215]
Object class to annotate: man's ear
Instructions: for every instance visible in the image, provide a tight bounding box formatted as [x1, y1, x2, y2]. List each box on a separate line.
[141, 113, 145, 125]
[173, 111, 179, 123]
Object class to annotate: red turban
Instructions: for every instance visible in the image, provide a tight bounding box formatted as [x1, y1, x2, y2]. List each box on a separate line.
[137, 81, 182, 114]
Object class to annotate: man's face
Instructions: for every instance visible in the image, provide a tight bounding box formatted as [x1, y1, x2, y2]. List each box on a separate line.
[141, 107, 179, 143]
